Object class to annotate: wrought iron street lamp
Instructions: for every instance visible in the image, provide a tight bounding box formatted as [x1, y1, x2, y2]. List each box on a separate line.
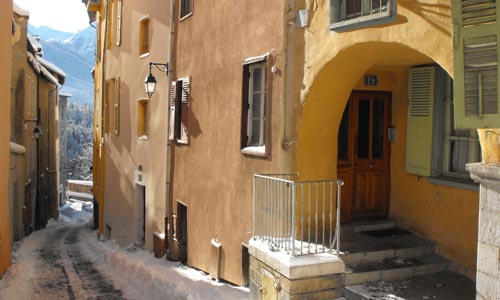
[144, 62, 169, 98]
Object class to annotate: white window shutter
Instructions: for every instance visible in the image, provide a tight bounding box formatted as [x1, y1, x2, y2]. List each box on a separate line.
[181, 76, 190, 104]
[258, 65, 266, 145]
[169, 81, 177, 140]
[453, 0, 500, 128]
[247, 68, 254, 145]
[114, 77, 120, 135]
[178, 77, 190, 144]
[406, 66, 436, 176]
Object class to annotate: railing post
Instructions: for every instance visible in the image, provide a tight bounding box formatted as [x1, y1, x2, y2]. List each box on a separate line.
[291, 182, 296, 256]
[336, 180, 342, 253]
[253, 175, 256, 238]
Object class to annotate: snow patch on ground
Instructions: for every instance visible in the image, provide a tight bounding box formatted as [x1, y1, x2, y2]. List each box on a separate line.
[81, 229, 249, 300]
[0, 199, 249, 300]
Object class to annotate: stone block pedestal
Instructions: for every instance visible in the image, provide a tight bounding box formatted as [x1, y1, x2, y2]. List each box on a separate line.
[249, 239, 345, 300]
[467, 163, 500, 300]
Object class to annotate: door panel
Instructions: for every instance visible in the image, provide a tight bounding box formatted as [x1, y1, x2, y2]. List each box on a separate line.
[338, 91, 390, 222]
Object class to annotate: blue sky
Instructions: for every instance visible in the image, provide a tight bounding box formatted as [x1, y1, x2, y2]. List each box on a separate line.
[14, 0, 90, 33]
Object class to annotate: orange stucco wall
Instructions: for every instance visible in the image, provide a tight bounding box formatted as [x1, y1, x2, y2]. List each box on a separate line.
[172, 1, 286, 285]
[294, 0, 478, 275]
[96, 0, 170, 249]
[0, 0, 13, 277]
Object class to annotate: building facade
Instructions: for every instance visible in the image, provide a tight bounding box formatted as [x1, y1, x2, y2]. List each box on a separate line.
[87, 0, 500, 295]
[169, 0, 287, 284]
[87, 0, 170, 248]
[0, 0, 13, 278]
[10, 4, 65, 238]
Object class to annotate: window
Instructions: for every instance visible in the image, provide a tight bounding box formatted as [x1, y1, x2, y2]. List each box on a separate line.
[329, 0, 396, 31]
[105, 77, 120, 135]
[106, 0, 122, 48]
[406, 66, 480, 187]
[169, 77, 190, 144]
[139, 16, 150, 56]
[241, 61, 267, 154]
[180, 0, 193, 20]
[137, 98, 149, 138]
[433, 70, 481, 181]
[113, 78, 120, 135]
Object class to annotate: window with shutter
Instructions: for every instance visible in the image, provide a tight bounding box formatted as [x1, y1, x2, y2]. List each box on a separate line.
[406, 66, 436, 176]
[168, 81, 177, 140]
[453, 0, 500, 128]
[179, 77, 190, 144]
[241, 59, 267, 155]
[169, 78, 190, 144]
[113, 77, 120, 135]
[105, 79, 111, 134]
[407, 65, 481, 188]
[116, 0, 122, 46]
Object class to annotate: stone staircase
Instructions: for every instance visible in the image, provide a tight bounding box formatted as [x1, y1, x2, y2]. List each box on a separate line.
[338, 220, 451, 300]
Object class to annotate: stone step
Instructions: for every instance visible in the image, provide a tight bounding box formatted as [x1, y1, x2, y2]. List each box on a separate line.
[344, 271, 476, 300]
[341, 244, 436, 265]
[341, 220, 396, 235]
[344, 254, 450, 286]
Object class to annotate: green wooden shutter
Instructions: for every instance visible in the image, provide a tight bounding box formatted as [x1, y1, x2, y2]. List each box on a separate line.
[406, 66, 436, 176]
[453, 0, 500, 128]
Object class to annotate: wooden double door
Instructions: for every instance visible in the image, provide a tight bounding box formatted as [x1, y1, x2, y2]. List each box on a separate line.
[337, 91, 391, 222]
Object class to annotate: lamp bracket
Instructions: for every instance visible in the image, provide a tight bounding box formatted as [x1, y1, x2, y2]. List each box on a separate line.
[149, 62, 169, 74]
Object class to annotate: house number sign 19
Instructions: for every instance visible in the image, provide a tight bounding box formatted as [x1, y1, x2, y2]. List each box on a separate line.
[364, 75, 378, 86]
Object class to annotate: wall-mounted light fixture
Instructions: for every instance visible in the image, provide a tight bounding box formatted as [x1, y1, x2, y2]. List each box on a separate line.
[33, 126, 42, 139]
[144, 62, 169, 98]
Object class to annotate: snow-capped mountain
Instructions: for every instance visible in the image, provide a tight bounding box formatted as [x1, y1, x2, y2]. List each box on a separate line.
[29, 25, 95, 105]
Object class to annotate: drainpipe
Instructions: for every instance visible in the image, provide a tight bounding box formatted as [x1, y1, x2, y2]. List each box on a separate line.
[165, 0, 175, 259]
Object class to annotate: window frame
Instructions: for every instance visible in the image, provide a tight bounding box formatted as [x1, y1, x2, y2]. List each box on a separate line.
[180, 0, 193, 21]
[329, 0, 397, 32]
[139, 16, 150, 56]
[240, 58, 268, 156]
[137, 98, 149, 139]
[430, 68, 480, 189]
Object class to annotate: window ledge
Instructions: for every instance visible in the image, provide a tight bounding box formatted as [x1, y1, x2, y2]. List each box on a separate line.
[428, 177, 479, 192]
[180, 12, 193, 22]
[241, 145, 267, 157]
[138, 135, 149, 141]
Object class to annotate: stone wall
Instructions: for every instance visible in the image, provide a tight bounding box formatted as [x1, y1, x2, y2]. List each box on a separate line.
[468, 164, 500, 299]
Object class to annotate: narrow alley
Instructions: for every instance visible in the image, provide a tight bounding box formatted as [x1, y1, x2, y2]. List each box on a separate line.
[0, 201, 249, 300]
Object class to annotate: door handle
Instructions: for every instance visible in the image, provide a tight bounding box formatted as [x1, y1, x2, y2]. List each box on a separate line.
[369, 162, 374, 169]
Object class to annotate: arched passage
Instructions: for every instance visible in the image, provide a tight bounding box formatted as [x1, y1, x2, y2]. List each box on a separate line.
[296, 42, 436, 181]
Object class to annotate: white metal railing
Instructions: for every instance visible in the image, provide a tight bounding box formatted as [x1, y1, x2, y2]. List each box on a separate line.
[253, 174, 343, 256]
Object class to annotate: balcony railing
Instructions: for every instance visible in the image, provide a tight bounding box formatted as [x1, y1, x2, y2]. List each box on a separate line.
[253, 174, 343, 256]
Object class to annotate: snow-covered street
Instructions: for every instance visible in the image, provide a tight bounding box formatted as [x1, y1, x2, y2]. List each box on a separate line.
[0, 200, 249, 300]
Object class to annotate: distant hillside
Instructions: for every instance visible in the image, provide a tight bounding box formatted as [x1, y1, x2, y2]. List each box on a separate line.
[28, 25, 73, 41]
[29, 25, 96, 105]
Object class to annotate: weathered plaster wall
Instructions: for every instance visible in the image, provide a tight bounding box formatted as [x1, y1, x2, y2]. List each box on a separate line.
[102, 0, 170, 250]
[173, 1, 286, 284]
[295, 0, 478, 274]
[0, 0, 13, 277]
